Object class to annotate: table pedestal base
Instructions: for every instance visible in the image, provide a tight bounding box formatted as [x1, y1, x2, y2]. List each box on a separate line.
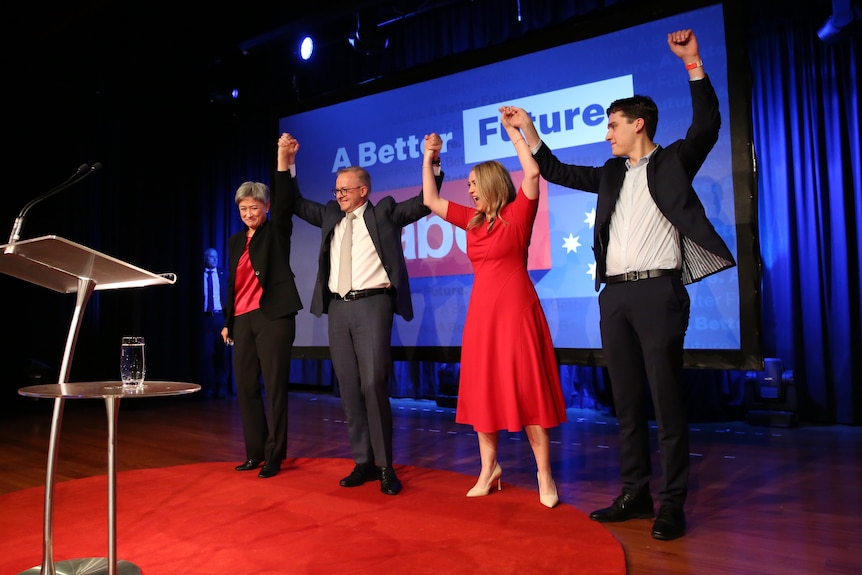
[19, 557, 140, 575]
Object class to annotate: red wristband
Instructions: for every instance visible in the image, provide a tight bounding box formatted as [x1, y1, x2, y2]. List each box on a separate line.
[685, 60, 703, 71]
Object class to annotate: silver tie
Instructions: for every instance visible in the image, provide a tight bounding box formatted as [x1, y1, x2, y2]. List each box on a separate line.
[337, 212, 355, 297]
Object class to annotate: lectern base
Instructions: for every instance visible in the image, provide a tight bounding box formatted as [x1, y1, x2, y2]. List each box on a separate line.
[19, 558, 140, 575]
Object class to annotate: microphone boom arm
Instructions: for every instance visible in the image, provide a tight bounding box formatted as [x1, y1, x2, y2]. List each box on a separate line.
[7, 162, 102, 244]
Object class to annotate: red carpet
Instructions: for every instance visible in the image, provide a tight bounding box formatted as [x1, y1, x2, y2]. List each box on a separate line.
[0, 458, 625, 574]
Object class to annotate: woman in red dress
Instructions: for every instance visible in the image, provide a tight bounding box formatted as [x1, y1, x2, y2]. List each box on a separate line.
[422, 110, 567, 508]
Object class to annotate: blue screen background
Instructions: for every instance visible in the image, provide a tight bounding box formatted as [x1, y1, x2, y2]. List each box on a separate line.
[280, 4, 740, 352]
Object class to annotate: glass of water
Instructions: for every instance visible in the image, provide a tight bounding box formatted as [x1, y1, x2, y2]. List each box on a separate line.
[120, 336, 146, 387]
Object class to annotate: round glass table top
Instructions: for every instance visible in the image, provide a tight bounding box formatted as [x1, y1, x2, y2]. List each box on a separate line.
[18, 381, 200, 399]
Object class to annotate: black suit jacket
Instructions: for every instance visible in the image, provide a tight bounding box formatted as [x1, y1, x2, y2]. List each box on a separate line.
[225, 171, 303, 337]
[534, 75, 736, 290]
[292, 171, 443, 321]
[203, 268, 227, 312]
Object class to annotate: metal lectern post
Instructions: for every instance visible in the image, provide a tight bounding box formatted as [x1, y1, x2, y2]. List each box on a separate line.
[1, 236, 178, 575]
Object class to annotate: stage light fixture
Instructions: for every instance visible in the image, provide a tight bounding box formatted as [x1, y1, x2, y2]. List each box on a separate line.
[348, 13, 389, 55]
[299, 35, 314, 61]
[744, 358, 798, 427]
[207, 84, 241, 103]
[817, 0, 862, 43]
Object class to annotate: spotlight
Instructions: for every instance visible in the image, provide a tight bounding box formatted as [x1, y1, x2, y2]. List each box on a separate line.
[744, 357, 797, 427]
[299, 35, 314, 61]
[208, 85, 241, 103]
[817, 0, 862, 43]
[348, 13, 389, 55]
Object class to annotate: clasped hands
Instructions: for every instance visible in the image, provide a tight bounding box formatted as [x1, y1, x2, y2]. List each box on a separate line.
[499, 105, 531, 130]
[424, 133, 442, 165]
[278, 132, 299, 163]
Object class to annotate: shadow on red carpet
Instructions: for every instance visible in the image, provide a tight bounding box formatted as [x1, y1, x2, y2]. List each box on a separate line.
[0, 458, 625, 574]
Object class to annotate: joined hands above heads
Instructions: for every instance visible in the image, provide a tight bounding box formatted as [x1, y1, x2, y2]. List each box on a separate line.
[499, 105, 517, 129]
[499, 105, 536, 147]
[278, 132, 299, 165]
[424, 133, 442, 163]
[499, 105, 530, 129]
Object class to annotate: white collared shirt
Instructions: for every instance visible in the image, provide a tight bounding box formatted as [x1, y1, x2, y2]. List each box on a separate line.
[328, 201, 390, 293]
[605, 147, 680, 276]
[203, 267, 223, 313]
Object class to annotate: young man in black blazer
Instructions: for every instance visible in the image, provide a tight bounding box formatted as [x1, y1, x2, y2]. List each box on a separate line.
[506, 29, 736, 540]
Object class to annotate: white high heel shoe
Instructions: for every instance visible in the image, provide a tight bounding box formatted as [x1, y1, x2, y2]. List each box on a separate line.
[538, 473, 559, 508]
[466, 463, 503, 497]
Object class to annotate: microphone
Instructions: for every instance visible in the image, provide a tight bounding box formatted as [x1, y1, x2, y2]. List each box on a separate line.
[72, 163, 91, 176]
[7, 162, 102, 245]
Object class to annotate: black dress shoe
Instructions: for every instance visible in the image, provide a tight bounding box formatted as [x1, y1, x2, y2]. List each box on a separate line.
[340, 463, 378, 487]
[379, 466, 402, 495]
[589, 490, 654, 522]
[235, 458, 263, 471]
[258, 461, 281, 479]
[651, 506, 686, 540]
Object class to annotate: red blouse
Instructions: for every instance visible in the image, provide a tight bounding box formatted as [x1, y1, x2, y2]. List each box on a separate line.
[233, 236, 262, 316]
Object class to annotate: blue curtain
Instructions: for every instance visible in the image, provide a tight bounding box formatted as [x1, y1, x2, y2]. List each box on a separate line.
[748, 5, 861, 423]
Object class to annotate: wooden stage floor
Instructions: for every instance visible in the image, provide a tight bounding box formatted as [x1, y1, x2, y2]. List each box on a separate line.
[2, 389, 859, 575]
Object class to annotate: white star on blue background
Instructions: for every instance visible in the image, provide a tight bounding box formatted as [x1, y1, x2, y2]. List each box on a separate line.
[562, 233, 581, 254]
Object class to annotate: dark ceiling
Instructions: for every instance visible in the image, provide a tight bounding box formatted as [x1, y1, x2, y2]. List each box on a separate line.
[9, 0, 855, 115]
[7, 0, 853, 168]
[6, 0, 508, 216]
[8, 0, 472, 118]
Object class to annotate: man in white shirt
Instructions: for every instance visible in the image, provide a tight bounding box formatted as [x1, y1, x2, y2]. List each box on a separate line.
[507, 29, 735, 540]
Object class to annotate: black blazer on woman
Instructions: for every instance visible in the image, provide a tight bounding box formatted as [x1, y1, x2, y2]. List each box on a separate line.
[225, 170, 303, 337]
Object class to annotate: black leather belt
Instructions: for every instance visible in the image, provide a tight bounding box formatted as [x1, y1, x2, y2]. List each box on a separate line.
[331, 287, 393, 302]
[605, 269, 680, 285]
[204, 310, 223, 316]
